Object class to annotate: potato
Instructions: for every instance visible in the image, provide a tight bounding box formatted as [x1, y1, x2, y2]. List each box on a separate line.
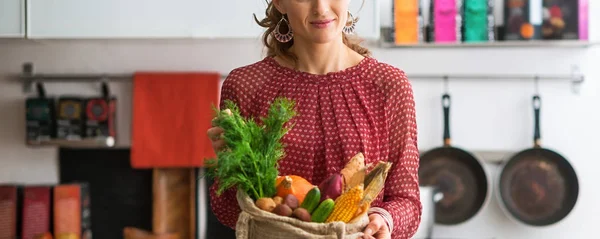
[255, 197, 276, 212]
[293, 208, 311, 222]
[284, 194, 299, 209]
[273, 196, 283, 205]
[272, 204, 293, 217]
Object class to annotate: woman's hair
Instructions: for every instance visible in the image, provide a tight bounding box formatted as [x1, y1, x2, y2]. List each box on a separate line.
[253, 0, 371, 67]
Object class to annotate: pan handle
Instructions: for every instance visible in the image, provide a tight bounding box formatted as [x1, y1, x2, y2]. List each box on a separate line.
[533, 95, 541, 147]
[442, 94, 451, 146]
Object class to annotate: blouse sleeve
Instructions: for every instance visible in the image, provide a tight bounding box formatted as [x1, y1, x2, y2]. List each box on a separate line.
[208, 69, 248, 229]
[370, 68, 422, 239]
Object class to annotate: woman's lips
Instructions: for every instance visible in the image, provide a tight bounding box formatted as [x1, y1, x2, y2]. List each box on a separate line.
[310, 19, 335, 29]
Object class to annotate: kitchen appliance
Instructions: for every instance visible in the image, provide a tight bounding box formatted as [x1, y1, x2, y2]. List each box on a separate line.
[419, 93, 491, 225]
[25, 82, 56, 143]
[412, 186, 443, 239]
[497, 95, 579, 226]
[85, 81, 116, 139]
[463, 0, 495, 42]
[429, 0, 463, 42]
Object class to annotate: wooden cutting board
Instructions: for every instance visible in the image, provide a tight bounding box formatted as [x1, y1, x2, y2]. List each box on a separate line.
[152, 168, 196, 239]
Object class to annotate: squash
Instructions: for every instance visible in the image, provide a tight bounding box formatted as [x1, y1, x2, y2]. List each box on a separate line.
[275, 175, 314, 204]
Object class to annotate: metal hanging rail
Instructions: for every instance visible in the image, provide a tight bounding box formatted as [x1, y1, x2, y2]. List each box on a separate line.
[15, 62, 585, 93]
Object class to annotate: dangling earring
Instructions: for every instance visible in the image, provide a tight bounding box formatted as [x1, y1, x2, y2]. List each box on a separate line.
[273, 15, 293, 43]
[343, 11, 356, 35]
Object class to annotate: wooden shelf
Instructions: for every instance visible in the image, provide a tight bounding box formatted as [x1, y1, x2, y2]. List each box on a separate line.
[27, 136, 116, 148]
[378, 40, 597, 49]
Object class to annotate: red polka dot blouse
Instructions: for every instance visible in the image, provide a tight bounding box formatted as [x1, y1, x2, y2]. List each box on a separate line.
[210, 56, 422, 239]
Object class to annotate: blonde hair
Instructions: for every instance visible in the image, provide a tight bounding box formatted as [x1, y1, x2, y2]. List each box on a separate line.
[253, 0, 371, 67]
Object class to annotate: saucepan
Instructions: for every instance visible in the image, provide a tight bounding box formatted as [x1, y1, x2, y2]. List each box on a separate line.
[412, 186, 443, 239]
[419, 93, 492, 225]
[496, 94, 579, 226]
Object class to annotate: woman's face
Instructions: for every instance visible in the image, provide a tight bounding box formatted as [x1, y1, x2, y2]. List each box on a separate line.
[274, 0, 350, 44]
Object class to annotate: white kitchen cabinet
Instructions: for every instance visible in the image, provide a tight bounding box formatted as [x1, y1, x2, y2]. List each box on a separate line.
[0, 0, 26, 37]
[26, 0, 267, 39]
[195, 1, 268, 38]
[26, 0, 380, 40]
[350, 0, 380, 40]
[27, 0, 204, 38]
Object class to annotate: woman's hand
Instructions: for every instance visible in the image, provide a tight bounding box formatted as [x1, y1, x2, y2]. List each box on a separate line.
[207, 117, 226, 153]
[363, 214, 391, 239]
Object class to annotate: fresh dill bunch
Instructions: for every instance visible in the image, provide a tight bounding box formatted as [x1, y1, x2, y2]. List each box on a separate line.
[205, 97, 297, 200]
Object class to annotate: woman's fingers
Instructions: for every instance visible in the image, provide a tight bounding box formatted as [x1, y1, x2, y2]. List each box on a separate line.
[212, 139, 226, 151]
[363, 214, 391, 239]
[207, 127, 224, 141]
[207, 126, 225, 153]
[363, 214, 383, 239]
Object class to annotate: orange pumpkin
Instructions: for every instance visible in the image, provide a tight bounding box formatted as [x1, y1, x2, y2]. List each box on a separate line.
[275, 175, 314, 204]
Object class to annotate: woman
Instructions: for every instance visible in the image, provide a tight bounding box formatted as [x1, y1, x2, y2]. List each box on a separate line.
[206, 0, 422, 238]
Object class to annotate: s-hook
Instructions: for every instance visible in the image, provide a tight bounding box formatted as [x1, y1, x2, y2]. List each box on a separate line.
[534, 75, 540, 96]
[443, 75, 449, 94]
[571, 65, 583, 95]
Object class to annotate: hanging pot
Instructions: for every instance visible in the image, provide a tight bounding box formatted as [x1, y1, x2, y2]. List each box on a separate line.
[496, 94, 579, 226]
[419, 93, 491, 225]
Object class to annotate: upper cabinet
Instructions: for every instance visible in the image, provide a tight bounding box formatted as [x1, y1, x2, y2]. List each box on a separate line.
[0, 0, 26, 37]
[26, 0, 380, 40]
[27, 0, 213, 39]
[195, 1, 268, 39]
[350, 0, 380, 40]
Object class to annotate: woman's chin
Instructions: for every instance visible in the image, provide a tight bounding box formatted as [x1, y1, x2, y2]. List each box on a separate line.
[307, 33, 343, 44]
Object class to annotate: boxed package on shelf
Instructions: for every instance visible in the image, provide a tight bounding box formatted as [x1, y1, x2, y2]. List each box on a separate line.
[393, 0, 425, 44]
[462, 0, 495, 42]
[541, 0, 588, 40]
[504, 0, 543, 40]
[0, 185, 22, 239]
[429, 0, 464, 43]
[54, 182, 92, 239]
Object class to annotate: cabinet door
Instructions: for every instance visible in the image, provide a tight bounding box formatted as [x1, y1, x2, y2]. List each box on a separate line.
[0, 0, 25, 37]
[195, 0, 268, 39]
[27, 0, 202, 38]
[350, 0, 380, 40]
[202, 0, 381, 39]
[26, 0, 378, 39]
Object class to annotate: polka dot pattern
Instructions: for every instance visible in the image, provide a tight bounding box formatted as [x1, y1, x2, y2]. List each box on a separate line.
[209, 57, 422, 239]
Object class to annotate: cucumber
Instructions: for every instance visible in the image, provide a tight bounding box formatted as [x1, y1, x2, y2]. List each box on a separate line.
[311, 199, 335, 223]
[300, 186, 321, 214]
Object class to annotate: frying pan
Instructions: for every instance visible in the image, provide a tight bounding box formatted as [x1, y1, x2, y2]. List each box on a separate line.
[419, 93, 491, 225]
[497, 95, 579, 226]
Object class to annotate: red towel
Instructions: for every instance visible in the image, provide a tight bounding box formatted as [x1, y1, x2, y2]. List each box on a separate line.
[131, 72, 220, 168]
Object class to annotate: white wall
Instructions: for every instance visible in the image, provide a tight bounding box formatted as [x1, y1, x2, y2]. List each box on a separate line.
[1, 3, 598, 239]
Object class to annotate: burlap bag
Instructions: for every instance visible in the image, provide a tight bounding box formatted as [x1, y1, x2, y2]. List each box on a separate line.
[235, 190, 370, 239]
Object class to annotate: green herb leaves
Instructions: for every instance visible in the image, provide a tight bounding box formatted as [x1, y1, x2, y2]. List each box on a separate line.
[205, 97, 297, 200]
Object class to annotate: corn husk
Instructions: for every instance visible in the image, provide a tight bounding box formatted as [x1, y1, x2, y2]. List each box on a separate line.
[360, 161, 393, 206]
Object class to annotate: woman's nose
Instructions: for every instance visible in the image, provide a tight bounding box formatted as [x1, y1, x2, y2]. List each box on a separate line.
[312, 0, 330, 16]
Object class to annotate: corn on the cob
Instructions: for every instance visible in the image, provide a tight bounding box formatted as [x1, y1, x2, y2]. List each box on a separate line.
[361, 162, 392, 206]
[325, 184, 364, 223]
